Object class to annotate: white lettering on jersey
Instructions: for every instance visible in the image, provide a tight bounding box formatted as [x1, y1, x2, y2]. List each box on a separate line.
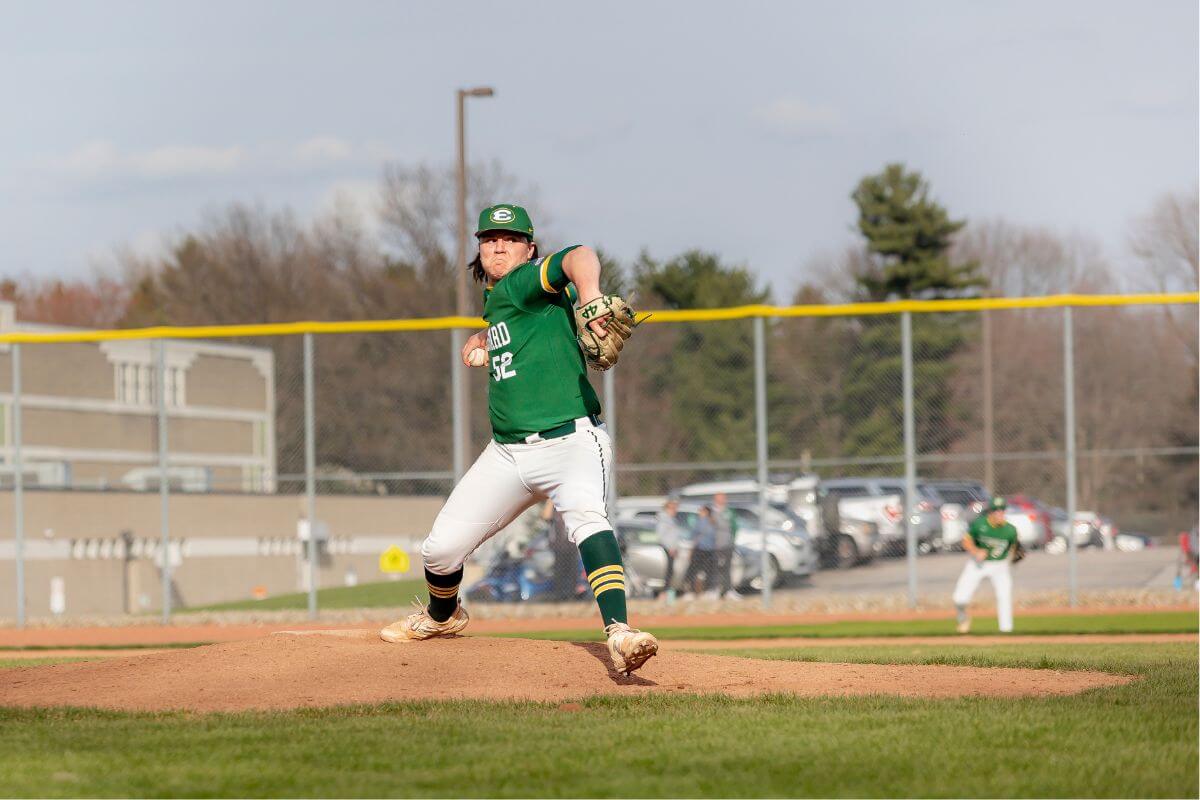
[491, 352, 517, 381]
[486, 322, 512, 351]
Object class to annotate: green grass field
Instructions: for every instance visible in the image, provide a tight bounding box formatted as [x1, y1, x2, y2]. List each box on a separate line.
[192, 578, 427, 611]
[500, 610, 1200, 641]
[0, 639, 1194, 797]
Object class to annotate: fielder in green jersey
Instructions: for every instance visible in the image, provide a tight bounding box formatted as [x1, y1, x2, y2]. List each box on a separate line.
[965, 512, 1018, 561]
[380, 203, 659, 677]
[953, 496, 1020, 633]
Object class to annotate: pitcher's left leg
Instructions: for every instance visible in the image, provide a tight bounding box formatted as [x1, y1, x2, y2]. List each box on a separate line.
[525, 424, 658, 675]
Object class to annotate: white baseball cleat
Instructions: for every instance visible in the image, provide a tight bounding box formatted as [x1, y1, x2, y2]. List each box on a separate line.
[380, 603, 469, 642]
[956, 618, 971, 634]
[605, 622, 659, 675]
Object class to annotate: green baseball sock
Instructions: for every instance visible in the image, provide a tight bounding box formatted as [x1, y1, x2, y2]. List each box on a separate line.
[425, 566, 463, 622]
[578, 531, 628, 628]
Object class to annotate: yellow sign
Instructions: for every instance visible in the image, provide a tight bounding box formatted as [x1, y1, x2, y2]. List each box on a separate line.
[379, 546, 410, 574]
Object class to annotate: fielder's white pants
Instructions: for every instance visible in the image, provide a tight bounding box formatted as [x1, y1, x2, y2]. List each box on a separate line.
[421, 418, 614, 575]
[952, 559, 1014, 632]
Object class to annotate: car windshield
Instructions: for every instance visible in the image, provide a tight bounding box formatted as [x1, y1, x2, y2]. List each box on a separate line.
[935, 487, 977, 505]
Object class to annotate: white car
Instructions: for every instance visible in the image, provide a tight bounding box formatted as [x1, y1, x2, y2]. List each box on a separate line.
[614, 496, 814, 582]
[676, 476, 879, 568]
[925, 480, 990, 549]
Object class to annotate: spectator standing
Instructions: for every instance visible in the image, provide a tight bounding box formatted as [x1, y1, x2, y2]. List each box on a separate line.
[656, 499, 686, 602]
[711, 492, 741, 601]
[681, 505, 717, 599]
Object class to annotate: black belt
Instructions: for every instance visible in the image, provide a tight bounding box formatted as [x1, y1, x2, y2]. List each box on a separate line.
[529, 414, 601, 442]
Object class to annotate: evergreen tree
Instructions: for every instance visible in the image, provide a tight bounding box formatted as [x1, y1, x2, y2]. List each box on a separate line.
[852, 163, 983, 300]
[841, 164, 983, 459]
[626, 251, 770, 468]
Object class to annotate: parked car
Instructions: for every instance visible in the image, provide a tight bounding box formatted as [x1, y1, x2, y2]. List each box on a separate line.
[617, 520, 773, 594]
[464, 531, 589, 603]
[674, 501, 815, 584]
[1115, 531, 1153, 552]
[1005, 494, 1054, 549]
[925, 479, 991, 550]
[614, 496, 814, 584]
[725, 502, 820, 577]
[676, 477, 880, 569]
[819, 477, 944, 555]
[1046, 507, 1105, 554]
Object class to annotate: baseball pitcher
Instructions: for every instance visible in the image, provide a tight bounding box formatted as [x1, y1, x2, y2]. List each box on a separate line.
[380, 204, 657, 676]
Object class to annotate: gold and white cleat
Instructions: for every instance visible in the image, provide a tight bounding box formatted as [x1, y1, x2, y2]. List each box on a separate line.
[604, 622, 659, 675]
[956, 618, 971, 635]
[380, 603, 469, 642]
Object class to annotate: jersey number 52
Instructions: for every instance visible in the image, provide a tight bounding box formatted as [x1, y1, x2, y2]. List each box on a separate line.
[491, 352, 517, 381]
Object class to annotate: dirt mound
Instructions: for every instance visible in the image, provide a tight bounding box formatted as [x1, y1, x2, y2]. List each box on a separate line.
[0, 630, 1131, 713]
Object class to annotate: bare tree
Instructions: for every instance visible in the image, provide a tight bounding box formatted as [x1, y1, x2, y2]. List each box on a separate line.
[116, 200, 457, 492]
[1130, 189, 1199, 294]
[952, 219, 1117, 296]
[1129, 189, 1199, 365]
[0, 275, 130, 328]
[378, 160, 545, 312]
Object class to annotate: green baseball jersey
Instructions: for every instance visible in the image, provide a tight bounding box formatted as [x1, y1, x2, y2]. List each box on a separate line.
[967, 514, 1018, 561]
[482, 245, 600, 443]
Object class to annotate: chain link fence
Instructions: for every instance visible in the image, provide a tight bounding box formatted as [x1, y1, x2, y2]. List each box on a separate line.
[1, 296, 1196, 622]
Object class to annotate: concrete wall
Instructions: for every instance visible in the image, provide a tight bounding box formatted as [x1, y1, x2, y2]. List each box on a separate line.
[0, 490, 444, 617]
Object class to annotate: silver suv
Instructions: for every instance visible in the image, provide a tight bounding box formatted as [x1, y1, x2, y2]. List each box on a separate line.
[820, 477, 944, 555]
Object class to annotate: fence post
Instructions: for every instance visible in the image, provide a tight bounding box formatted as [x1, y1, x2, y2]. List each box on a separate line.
[754, 316, 771, 609]
[982, 307, 995, 491]
[1063, 306, 1078, 607]
[304, 333, 318, 619]
[451, 329, 467, 482]
[902, 311, 918, 609]
[603, 368, 617, 511]
[12, 344, 24, 628]
[156, 339, 171, 623]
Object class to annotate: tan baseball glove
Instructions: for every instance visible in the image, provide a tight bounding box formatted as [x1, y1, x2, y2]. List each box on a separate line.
[575, 295, 639, 371]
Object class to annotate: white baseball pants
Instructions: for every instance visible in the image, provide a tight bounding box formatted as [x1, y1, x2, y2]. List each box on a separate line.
[421, 418, 614, 575]
[953, 559, 1014, 632]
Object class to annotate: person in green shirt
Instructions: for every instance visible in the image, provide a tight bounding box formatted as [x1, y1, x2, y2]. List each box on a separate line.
[380, 203, 658, 676]
[953, 496, 1020, 633]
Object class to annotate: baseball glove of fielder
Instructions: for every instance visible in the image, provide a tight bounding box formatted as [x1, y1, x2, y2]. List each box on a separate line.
[575, 295, 639, 371]
[1012, 542, 1027, 564]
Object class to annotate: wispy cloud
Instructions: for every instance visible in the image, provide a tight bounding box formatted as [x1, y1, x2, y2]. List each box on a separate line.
[49, 140, 246, 178]
[753, 99, 843, 135]
[132, 144, 245, 176]
[293, 136, 353, 163]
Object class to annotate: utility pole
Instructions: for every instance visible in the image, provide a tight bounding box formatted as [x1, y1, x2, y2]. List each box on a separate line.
[452, 86, 494, 479]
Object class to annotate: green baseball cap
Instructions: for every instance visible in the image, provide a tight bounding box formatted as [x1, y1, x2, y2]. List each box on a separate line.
[475, 204, 535, 239]
[987, 496, 1007, 512]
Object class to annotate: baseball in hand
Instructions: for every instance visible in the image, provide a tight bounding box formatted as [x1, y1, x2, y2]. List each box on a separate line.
[467, 347, 489, 367]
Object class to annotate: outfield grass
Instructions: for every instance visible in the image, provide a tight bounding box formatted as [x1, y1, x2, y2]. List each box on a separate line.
[0, 642, 1193, 797]
[190, 578, 427, 611]
[500, 609, 1200, 642]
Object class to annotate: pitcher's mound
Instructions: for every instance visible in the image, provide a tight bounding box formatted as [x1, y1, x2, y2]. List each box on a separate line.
[0, 630, 1130, 713]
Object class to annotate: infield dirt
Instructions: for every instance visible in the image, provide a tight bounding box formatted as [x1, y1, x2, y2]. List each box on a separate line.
[0, 629, 1131, 713]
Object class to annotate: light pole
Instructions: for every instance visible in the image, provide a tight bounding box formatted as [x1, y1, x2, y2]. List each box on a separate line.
[452, 86, 494, 480]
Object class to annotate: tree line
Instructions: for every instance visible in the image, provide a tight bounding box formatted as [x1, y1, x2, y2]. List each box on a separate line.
[4, 164, 1196, 532]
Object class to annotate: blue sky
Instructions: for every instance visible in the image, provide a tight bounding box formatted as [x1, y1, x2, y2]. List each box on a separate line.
[1, 0, 1195, 297]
